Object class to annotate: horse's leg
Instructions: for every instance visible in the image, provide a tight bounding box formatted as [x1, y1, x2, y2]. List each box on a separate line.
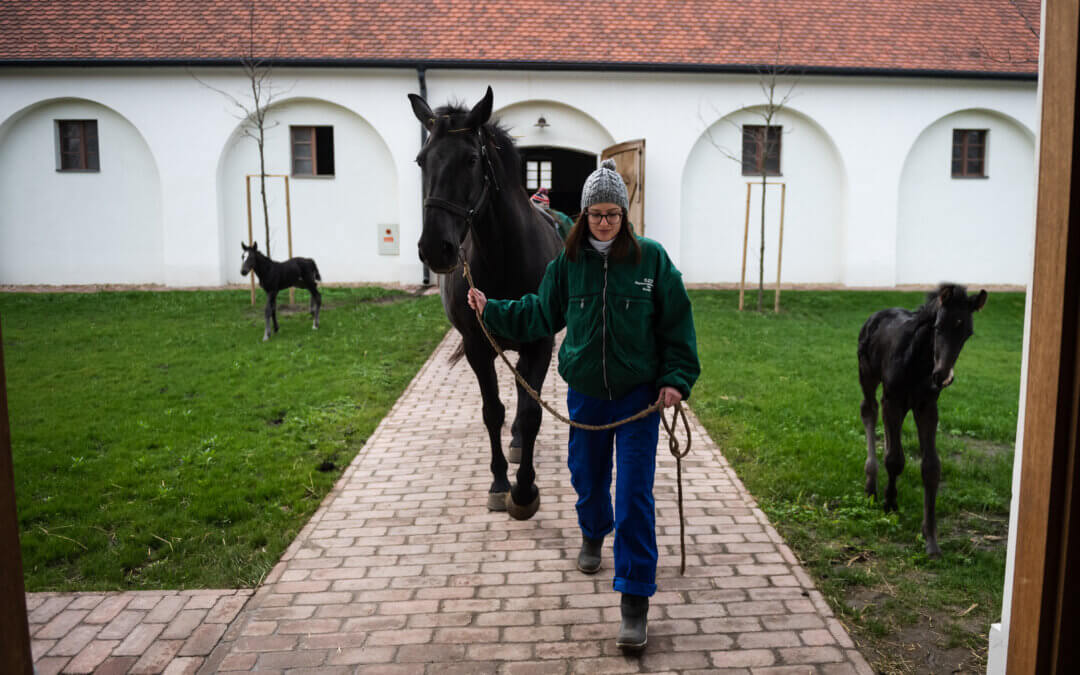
[308, 283, 321, 330]
[505, 340, 552, 520]
[913, 399, 942, 557]
[859, 365, 881, 499]
[262, 292, 276, 341]
[464, 341, 511, 511]
[507, 356, 525, 463]
[269, 291, 280, 334]
[881, 394, 906, 513]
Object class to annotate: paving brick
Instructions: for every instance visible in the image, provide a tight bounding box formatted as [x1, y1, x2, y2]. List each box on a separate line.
[130, 640, 185, 674]
[98, 609, 147, 640]
[35, 609, 89, 640]
[33, 656, 69, 675]
[778, 645, 846, 664]
[84, 595, 131, 624]
[218, 652, 258, 671]
[205, 594, 249, 624]
[65, 640, 121, 673]
[144, 595, 187, 623]
[113, 622, 167, 656]
[178, 622, 227, 656]
[709, 648, 776, 667]
[94, 656, 139, 675]
[161, 656, 203, 674]
[29, 596, 74, 624]
[47, 624, 99, 656]
[161, 609, 208, 640]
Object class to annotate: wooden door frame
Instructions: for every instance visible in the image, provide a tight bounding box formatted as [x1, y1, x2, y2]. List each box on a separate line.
[1006, 0, 1080, 672]
[0, 316, 33, 673]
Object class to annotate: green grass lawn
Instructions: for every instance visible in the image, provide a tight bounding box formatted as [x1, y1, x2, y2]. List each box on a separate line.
[689, 289, 1023, 673]
[1, 288, 448, 591]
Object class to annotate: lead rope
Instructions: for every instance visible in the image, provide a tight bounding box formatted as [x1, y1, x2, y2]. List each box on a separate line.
[458, 250, 693, 574]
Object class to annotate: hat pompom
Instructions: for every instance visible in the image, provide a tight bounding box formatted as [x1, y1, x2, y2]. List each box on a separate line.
[601, 158, 617, 171]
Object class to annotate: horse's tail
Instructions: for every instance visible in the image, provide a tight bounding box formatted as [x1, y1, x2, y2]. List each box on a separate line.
[310, 260, 322, 282]
[448, 339, 466, 368]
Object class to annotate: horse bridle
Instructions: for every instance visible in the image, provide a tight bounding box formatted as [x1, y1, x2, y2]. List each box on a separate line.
[422, 125, 501, 238]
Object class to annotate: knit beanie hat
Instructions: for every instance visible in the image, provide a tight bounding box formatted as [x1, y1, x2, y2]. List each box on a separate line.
[580, 158, 629, 211]
[530, 187, 550, 207]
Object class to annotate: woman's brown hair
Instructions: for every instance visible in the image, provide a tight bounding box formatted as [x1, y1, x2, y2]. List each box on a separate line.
[564, 208, 642, 264]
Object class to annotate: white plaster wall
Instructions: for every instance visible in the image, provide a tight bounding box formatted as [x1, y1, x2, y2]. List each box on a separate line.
[0, 98, 162, 284]
[897, 110, 1035, 286]
[0, 67, 1038, 287]
[494, 99, 615, 152]
[218, 97, 399, 284]
[679, 107, 847, 284]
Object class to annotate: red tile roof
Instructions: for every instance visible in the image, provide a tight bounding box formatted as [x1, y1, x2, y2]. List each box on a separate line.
[0, 1, 1040, 77]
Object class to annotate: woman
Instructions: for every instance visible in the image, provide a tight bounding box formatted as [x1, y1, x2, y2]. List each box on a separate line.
[467, 159, 700, 650]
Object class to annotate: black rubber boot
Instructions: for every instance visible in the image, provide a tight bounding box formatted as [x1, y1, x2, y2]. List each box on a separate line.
[616, 593, 648, 651]
[577, 535, 603, 574]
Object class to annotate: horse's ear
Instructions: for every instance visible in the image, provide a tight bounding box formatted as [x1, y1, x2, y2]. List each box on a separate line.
[970, 289, 988, 312]
[937, 284, 954, 305]
[241, 241, 248, 251]
[409, 94, 435, 131]
[252, 240, 258, 250]
[465, 86, 494, 130]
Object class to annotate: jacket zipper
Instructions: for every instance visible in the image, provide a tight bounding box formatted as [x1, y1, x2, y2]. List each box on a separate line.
[601, 255, 612, 399]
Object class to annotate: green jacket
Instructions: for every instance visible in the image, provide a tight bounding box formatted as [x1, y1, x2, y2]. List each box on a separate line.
[483, 236, 700, 401]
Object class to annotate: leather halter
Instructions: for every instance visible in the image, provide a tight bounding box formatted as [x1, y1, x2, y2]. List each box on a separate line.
[422, 126, 501, 235]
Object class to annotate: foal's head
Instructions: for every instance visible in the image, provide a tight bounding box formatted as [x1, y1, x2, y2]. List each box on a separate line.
[925, 284, 988, 390]
[409, 86, 505, 273]
[240, 241, 260, 277]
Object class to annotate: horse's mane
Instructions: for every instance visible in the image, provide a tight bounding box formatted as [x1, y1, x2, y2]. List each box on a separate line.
[915, 283, 970, 324]
[430, 102, 522, 190]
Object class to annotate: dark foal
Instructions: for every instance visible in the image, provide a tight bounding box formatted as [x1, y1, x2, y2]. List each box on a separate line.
[857, 283, 987, 557]
[410, 87, 562, 520]
[240, 241, 322, 341]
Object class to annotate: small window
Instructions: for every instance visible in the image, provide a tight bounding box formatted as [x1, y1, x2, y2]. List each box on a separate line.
[525, 160, 552, 190]
[952, 129, 987, 178]
[291, 126, 335, 176]
[741, 125, 781, 176]
[57, 120, 99, 171]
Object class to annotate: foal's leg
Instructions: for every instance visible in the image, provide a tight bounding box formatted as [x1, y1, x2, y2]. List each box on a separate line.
[464, 341, 511, 511]
[881, 394, 907, 513]
[505, 339, 552, 520]
[859, 367, 881, 499]
[913, 400, 943, 557]
[262, 291, 277, 341]
[308, 283, 321, 330]
[269, 291, 280, 334]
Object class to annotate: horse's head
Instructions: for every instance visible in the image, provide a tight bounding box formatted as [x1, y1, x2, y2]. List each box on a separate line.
[409, 86, 497, 273]
[928, 284, 987, 390]
[240, 241, 257, 277]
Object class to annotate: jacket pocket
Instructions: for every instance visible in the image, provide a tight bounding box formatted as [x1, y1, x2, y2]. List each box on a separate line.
[565, 293, 601, 352]
[610, 294, 656, 376]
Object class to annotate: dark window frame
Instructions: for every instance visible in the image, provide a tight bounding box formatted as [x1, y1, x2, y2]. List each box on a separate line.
[56, 120, 100, 172]
[290, 125, 335, 177]
[952, 129, 989, 178]
[741, 124, 782, 177]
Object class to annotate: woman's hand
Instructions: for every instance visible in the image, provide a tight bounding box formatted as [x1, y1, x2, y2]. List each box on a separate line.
[655, 386, 682, 409]
[467, 288, 487, 314]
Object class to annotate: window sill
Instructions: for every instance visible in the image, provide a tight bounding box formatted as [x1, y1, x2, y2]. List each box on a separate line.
[951, 175, 990, 180]
[291, 174, 336, 180]
[56, 169, 100, 173]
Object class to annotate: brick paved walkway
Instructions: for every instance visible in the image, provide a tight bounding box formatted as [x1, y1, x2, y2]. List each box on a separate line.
[29, 330, 872, 674]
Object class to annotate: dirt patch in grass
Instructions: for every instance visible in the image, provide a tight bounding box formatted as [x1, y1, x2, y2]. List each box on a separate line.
[847, 602, 988, 674]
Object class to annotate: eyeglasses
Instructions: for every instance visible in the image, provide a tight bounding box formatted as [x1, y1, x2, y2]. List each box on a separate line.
[586, 210, 623, 223]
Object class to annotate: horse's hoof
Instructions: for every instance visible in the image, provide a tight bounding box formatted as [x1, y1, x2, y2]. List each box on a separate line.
[487, 492, 508, 512]
[505, 484, 540, 520]
[926, 545, 942, 559]
[262, 335, 270, 342]
[883, 502, 898, 513]
[507, 446, 522, 464]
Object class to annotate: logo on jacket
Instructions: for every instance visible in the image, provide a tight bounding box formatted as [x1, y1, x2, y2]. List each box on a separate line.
[635, 278, 655, 293]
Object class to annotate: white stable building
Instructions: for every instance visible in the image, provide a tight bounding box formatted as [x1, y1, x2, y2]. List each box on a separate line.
[0, 1, 1039, 290]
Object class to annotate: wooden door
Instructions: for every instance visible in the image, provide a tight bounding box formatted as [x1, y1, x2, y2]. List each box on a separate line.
[602, 140, 645, 236]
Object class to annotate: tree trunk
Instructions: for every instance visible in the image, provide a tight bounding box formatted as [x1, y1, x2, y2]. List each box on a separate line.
[758, 170, 766, 311]
[258, 129, 270, 257]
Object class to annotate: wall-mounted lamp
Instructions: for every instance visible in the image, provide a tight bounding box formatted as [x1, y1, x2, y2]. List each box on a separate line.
[534, 116, 550, 129]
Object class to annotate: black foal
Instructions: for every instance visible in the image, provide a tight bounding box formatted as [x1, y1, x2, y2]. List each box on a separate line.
[857, 283, 987, 557]
[240, 241, 322, 341]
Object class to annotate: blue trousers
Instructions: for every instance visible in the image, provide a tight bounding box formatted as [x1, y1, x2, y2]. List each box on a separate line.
[567, 384, 660, 597]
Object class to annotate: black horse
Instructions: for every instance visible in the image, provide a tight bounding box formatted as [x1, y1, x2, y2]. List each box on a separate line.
[240, 241, 322, 342]
[858, 283, 987, 556]
[410, 87, 563, 520]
